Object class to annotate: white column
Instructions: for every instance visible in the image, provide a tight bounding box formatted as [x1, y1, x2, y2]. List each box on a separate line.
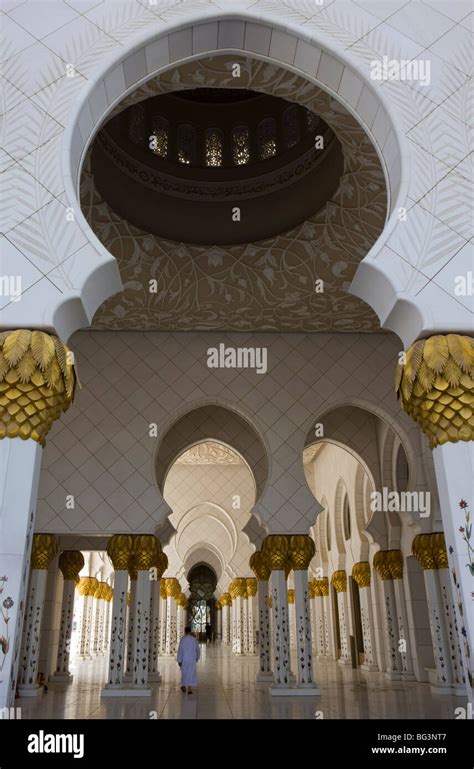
[233, 597, 244, 654]
[216, 608, 222, 640]
[97, 598, 106, 654]
[165, 597, 177, 655]
[256, 581, 272, 681]
[359, 586, 378, 671]
[314, 595, 325, 658]
[91, 595, 102, 656]
[125, 576, 136, 678]
[0, 439, 42, 708]
[176, 605, 185, 642]
[242, 597, 249, 653]
[132, 570, 152, 691]
[52, 579, 76, 681]
[438, 568, 465, 689]
[337, 592, 351, 664]
[222, 603, 230, 644]
[159, 590, 167, 653]
[322, 589, 333, 657]
[18, 569, 49, 696]
[103, 569, 128, 692]
[270, 570, 290, 690]
[433, 441, 473, 706]
[148, 580, 161, 681]
[423, 569, 455, 689]
[103, 595, 111, 652]
[247, 595, 256, 655]
[293, 569, 317, 689]
[393, 577, 415, 680]
[288, 595, 296, 649]
[379, 579, 402, 679]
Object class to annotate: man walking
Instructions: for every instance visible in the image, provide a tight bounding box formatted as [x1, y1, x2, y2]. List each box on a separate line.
[177, 626, 201, 694]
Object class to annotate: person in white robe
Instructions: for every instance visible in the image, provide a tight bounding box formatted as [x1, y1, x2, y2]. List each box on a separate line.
[177, 626, 201, 693]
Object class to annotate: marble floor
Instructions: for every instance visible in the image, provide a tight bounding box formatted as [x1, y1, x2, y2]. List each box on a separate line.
[17, 645, 465, 720]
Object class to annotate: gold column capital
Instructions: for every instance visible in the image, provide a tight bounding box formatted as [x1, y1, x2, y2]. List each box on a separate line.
[106, 534, 134, 571]
[352, 562, 371, 588]
[104, 585, 113, 602]
[132, 535, 161, 571]
[233, 578, 248, 598]
[220, 592, 232, 607]
[288, 534, 315, 570]
[316, 577, 329, 596]
[331, 570, 347, 593]
[215, 600, 222, 610]
[396, 334, 474, 448]
[246, 578, 257, 597]
[373, 550, 404, 580]
[58, 550, 84, 581]
[287, 589, 295, 604]
[0, 329, 76, 445]
[154, 551, 168, 579]
[164, 577, 180, 598]
[94, 581, 108, 599]
[249, 551, 271, 581]
[77, 576, 98, 597]
[262, 535, 291, 574]
[31, 534, 58, 570]
[176, 592, 187, 608]
[412, 534, 436, 570]
[431, 532, 448, 569]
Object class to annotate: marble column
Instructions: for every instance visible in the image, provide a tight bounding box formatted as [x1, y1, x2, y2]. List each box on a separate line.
[396, 333, 473, 705]
[288, 590, 296, 649]
[413, 533, 464, 693]
[220, 594, 231, 645]
[102, 534, 134, 695]
[262, 536, 291, 693]
[164, 578, 180, 656]
[103, 585, 112, 652]
[374, 552, 402, 679]
[52, 550, 84, 682]
[149, 551, 167, 682]
[250, 552, 272, 681]
[18, 535, 58, 696]
[0, 330, 75, 708]
[320, 579, 333, 658]
[389, 551, 415, 680]
[176, 593, 187, 642]
[246, 578, 257, 655]
[131, 536, 160, 692]
[289, 535, 318, 691]
[332, 570, 351, 666]
[124, 569, 137, 679]
[159, 581, 167, 654]
[91, 583, 103, 656]
[216, 601, 222, 640]
[242, 592, 249, 653]
[352, 562, 378, 671]
[231, 579, 247, 655]
[311, 582, 325, 659]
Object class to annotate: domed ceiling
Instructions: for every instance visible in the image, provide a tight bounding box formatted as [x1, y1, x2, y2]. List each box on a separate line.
[81, 55, 387, 333]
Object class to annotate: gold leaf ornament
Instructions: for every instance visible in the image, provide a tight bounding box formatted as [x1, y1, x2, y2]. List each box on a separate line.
[0, 330, 76, 445]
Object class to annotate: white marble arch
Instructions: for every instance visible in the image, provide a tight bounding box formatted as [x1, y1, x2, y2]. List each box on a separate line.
[3, 8, 469, 345]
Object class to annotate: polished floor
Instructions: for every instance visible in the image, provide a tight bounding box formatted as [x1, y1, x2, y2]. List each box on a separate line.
[17, 644, 464, 720]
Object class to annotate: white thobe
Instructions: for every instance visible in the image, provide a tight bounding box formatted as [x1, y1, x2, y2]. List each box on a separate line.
[177, 635, 201, 687]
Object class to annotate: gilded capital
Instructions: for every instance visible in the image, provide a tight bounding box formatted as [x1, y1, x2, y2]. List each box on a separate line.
[165, 577, 180, 599]
[215, 600, 222, 610]
[58, 550, 84, 581]
[154, 551, 168, 579]
[176, 592, 187, 608]
[395, 334, 474, 448]
[431, 532, 448, 569]
[288, 535, 315, 570]
[233, 578, 248, 598]
[287, 589, 295, 604]
[77, 576, 98, 597]
[331, 570, 347, 593]
[160, 580, 167, 600]
[313, 577, 329, 596]
[373, 551, 392, 580]
[412, 534, 436, 570]
[104, 585, 113, 602]
[220, 592, 232, 607]
[31, 534, 58, 570]
[387, 550, 403, 579]
[94, 581, 108, 599]
[246, 578, 257, 597]
[352, 562, 371, 588]
[132, 535, 160, 571]
[0, 329, 76, 445]
[262, 535, 291, 573]
[106, 534, 133, 571]
[249, 551, 271, 581]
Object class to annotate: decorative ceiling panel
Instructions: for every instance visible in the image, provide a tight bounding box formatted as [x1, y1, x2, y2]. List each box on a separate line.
[81, 56, 387, 333]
